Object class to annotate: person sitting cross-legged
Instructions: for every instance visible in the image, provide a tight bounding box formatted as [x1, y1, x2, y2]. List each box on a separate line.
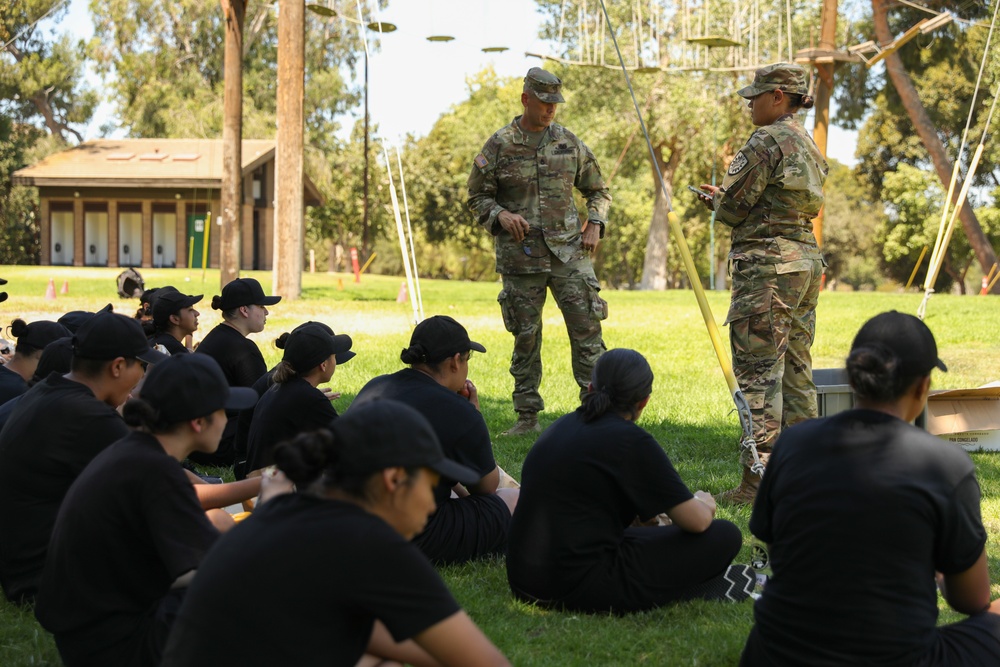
[352, 315, 518, 565]
[740, 312, 1000, 666]
[507, 348, 754, 613]
[34, 354, 258, 667]
[160, 400, 511, 667]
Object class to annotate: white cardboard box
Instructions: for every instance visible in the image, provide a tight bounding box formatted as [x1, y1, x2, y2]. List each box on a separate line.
[926, 385, 1000, 452]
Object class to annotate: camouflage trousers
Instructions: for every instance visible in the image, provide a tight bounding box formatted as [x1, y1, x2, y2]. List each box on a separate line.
[497, 257, 608, 415]
[727, 258, 824, 465]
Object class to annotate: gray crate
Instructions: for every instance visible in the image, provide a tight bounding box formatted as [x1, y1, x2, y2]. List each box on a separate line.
[814, 368, 854, 418]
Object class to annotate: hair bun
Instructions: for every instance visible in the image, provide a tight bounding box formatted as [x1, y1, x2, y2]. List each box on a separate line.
[800, 95, 815, 110]
[274, 332, 291, 350]
[211, 295, 224, 310]
[9, 318, 28, 338]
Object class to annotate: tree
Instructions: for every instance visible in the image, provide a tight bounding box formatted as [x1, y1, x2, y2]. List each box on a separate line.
[1, 1, 98, 263]
[839, 0, 998, 289]
[817, 160, 884, 290]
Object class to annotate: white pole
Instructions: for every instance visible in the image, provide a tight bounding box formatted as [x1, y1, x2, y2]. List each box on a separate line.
[381, 143, 420, 324]
[395, 146, 424, 319]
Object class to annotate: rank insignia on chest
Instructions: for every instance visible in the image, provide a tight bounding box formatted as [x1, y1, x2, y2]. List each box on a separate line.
[728, 152, 749, 176]
[474, 154, 489, 169]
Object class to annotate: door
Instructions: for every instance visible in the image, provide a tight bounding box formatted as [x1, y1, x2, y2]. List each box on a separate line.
[50, 210, 74, 265]
[84, 211, 109, 266]
[153, 212, 177, 268]
[118, 211, 142, 267]
[187, 214, 208, 268]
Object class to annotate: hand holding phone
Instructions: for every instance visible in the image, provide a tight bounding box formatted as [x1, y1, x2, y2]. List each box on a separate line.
[687, 185, 709, 197]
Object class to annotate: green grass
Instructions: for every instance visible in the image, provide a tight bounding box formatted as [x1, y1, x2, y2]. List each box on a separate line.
[1, 265, 999, 666]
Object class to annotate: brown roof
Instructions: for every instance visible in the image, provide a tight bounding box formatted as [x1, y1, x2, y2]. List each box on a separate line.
[12, 138, 323, 205]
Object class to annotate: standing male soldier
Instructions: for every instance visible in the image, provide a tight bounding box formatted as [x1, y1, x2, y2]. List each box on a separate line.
[468, 67, 612, 435]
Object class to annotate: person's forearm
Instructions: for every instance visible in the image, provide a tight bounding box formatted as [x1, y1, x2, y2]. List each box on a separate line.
[193, 477, 262, 510]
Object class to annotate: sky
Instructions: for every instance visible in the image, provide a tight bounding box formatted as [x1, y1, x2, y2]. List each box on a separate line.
[59, 0, 858, 165]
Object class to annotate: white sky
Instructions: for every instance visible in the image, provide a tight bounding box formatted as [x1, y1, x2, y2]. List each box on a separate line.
[59, 0, 858, 165]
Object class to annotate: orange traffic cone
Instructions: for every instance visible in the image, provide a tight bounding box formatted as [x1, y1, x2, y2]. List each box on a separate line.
[60, 280, 69, 295]
[396, 281, 408, 304]
[45, 278, 57, 300]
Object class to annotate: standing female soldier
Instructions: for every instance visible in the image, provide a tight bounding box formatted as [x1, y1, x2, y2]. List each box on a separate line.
[698, 63, 827, 503]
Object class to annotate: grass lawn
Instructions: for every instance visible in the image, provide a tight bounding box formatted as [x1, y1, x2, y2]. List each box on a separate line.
[1, 265, 999, 666]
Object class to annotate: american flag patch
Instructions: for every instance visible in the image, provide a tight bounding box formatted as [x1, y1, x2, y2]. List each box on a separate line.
[474, 153, 489, 169]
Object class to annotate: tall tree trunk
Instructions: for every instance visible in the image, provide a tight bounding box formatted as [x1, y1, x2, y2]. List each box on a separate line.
[872, 0, 998, 293]
[640, 140, 682, 290]
[219, 0, 245, 288]
[275, 0, 305, 300]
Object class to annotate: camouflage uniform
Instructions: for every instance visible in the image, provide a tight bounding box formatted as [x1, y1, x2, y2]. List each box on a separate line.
[713, 63, 827, 493]
[467, 69, 612, 420]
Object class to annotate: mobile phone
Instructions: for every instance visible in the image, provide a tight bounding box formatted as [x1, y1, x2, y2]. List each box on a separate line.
[687, 185, 709, 197]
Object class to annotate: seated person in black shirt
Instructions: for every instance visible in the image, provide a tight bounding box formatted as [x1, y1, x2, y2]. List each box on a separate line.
[244, 322, 353, 476]
[145, 288, 202, 355]
[193, 277, 280, 466]
[35, 354, 258, 667]
[0, 318, 70, 405]
[353, 315, 518, 565]
[507, 348, 754, 614]
[0, 312, 168, 604]
[161, 400, 512, 667]
[0, 336, 73, 433]
[740, 312, 1000, 666]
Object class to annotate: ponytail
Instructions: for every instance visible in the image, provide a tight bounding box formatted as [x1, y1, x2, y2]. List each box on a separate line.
[580, 349, 653, 422]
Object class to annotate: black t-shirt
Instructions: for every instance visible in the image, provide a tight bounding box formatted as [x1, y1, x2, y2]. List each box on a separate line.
[507, 410, 694, 600]
[160, 493, 461, 667]
[245, 377, 338, 472]
[194, 324, 266, 388]
[35, 432, 218, 646]
[353, 369, 496, 507]
[0, 365, 28, 405]
[194, 324, 266, 457]
[744, 410, 987, 666]
[149, 332, 189, 356]
[0, 372, 130, 602]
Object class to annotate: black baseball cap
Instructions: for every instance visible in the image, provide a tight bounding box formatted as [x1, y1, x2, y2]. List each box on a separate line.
[58, 304, 114, 333]
[140, 354, 258, 423]
[851, 311, 947, 375]
[333, 400, 480, 485]
[73, 311, 169, 364]
[32, 337, 74, 383]
[153, 290, 203, 328]
[12, 319, 71, 350]
[283, 323, 354, 372]
[213, 278, 281, 310]
[403, 315, 486, 364]
[0, 277, 6, 303]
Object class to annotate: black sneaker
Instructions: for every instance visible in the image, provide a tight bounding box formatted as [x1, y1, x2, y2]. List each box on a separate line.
[688, 564, 756, 602]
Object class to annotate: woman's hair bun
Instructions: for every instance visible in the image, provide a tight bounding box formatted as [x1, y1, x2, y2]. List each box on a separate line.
[211, 295, 224, 310]
[800, 95, 815, 110]
[274, 332, 291, 350]
[9, 319, 28, 338]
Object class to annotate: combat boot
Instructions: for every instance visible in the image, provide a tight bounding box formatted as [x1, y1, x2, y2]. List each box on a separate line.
[502, 412, 541, 436]
[716, 465, 762, 505]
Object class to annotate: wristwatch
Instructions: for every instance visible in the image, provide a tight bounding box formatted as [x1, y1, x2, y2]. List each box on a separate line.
[588, 219, 605, 239]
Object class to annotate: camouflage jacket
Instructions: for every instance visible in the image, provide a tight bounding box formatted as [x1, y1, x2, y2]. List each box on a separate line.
[713, 115, 827, 265]
[467, 116, 612, 274]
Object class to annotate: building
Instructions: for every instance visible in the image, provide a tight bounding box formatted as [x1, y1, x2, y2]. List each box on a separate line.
[12, 138, 323, 270]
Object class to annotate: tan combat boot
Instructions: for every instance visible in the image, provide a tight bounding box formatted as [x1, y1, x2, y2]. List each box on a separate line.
[502, 412, 541, 436]
[716, 466, 762, 505]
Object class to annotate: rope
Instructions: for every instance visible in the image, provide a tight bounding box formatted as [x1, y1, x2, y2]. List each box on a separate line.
[596, 0, 764, 477]
[918, 0, 999, 317]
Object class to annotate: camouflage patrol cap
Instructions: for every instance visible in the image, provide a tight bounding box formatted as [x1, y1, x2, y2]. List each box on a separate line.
[737, 63, 809, 99]
[523, 67, 565, 103]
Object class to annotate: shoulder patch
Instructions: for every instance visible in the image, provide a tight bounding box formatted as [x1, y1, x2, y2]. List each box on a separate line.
[727, 152, 749, 176]
[474, 153, 489, 169]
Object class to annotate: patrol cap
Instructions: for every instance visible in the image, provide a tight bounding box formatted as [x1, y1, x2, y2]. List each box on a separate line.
[139, 354, 258, 423]
[737, 62, 809, 99]
[332, 400, 480, 485]
[524, 67, 565, 103]
[851, 311, 947, 376]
